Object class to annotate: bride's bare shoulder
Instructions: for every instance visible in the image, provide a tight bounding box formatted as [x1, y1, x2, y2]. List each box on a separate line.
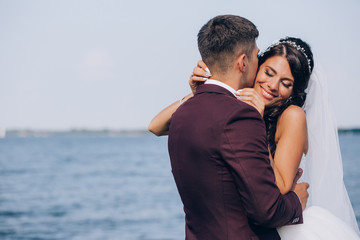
[276, 105, 308, 151]
[279, 105, 306, 125]
[277, 105, 307, 137]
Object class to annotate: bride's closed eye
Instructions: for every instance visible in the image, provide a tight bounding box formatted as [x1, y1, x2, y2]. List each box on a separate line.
[281, 81, 292, 88]
[265, 69, 274, 77]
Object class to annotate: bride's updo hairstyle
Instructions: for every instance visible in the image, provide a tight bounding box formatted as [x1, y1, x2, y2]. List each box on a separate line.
[259, 37, 314, 157]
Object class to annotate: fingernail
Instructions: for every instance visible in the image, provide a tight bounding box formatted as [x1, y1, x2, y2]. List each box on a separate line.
[205, 68, 211, 76]
[236, 89, 243, 95]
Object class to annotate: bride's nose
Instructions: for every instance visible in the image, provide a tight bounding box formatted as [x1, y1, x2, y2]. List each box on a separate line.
[267, 78, 279, 92]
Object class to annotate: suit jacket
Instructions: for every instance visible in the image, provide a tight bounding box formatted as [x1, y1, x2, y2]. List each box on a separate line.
[168, 84, 303, 240]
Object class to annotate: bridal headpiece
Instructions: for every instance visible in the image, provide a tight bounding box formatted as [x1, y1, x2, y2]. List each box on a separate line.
[260, 40, 312, 73]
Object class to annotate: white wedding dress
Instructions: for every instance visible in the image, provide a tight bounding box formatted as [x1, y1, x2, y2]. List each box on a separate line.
[277, 68, 360, 239]
[278, 205, 359, 239]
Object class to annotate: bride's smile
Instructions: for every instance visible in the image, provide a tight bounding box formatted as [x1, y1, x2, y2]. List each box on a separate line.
[260, 85, 277, 100]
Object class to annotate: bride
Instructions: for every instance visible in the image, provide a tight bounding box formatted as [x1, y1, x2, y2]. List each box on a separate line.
[149, 37, 360, 239]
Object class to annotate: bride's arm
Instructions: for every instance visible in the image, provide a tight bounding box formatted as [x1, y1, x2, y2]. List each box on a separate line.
[148, 61, 210, 136]
[148, 93, 193, 136]
[271, 105, 308, 195]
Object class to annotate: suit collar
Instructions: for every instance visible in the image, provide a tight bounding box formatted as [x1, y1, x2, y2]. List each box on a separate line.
[196, 83, 236, 98]
[205, 79, 238, 96]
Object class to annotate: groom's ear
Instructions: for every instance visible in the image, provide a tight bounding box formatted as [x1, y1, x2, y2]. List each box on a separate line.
[235, 54, 247, 73]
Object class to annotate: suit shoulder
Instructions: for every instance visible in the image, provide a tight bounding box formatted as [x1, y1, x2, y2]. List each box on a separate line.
[228, 99, 264, 121]
[223, 99, 266, 134]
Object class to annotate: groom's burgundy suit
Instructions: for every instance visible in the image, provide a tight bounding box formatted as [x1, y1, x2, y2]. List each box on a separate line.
[168, 84, 303, 240]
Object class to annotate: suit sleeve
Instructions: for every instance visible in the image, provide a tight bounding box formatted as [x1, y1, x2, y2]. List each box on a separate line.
[221, 104, 303, 227]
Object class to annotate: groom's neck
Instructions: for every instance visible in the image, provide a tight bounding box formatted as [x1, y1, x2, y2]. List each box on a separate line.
[212, 72, 242, 91]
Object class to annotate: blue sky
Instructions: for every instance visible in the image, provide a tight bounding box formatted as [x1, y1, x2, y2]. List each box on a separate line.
[1, 0, 359, 130]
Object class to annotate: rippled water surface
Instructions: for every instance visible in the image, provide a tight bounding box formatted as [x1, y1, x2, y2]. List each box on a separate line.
[0, 133, 359, 239]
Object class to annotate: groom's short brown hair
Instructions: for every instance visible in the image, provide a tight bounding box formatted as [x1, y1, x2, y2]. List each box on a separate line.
[198, 15, 259, 74]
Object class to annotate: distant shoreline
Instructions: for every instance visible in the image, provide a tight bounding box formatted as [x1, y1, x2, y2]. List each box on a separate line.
[338, 128, 360, 134]
[1, 128, 360, 138]
[3, 129, 151, 138]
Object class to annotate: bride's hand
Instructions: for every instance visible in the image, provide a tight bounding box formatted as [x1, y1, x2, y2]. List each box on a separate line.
[235, 88, 265, 117]
[291, 168, 309, 211]
[189, 60, 212, 94]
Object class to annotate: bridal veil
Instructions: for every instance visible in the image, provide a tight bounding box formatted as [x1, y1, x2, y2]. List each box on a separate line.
[301, 66, 359, 234]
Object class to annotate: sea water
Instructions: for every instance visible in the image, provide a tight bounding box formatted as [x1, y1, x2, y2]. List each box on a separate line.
[0, 132, 359, 240]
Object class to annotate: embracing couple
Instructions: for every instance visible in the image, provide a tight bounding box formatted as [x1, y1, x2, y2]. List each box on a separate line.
[149, 15, 360, 239]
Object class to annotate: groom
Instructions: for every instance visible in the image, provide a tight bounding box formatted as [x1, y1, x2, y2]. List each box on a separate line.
[168, 15, 309, 240]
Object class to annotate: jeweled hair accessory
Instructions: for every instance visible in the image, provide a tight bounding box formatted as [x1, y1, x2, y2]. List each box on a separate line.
[260, 40, 312, 73]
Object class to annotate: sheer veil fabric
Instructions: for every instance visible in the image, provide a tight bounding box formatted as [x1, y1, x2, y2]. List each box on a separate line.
[300, 66, 359, 234]
[278, 66, 360, 239]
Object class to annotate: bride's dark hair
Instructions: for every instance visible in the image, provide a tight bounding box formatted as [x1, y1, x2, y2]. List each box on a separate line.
[259, 37, 314, 157]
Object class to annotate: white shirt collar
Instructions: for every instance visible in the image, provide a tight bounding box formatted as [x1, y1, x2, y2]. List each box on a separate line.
[204, 79, 240, 96]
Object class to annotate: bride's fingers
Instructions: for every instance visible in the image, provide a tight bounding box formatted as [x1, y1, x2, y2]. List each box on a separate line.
[197, 60, 208, 69]
[237, 96, 256, 107]
[293, 168, 303, 184]
[189, 78, 205, 94]
[237, 95, 264, 116]
[237, 95, 253, 102]
[197, 60, 212, 77]
[239, 87, 254, 92]
[235, 88, 255, 97]
[237, 89, 265, 106]
[190, 75, 208, 82]
[193, 67, 208, 78]
[237, 94, 257, 104]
